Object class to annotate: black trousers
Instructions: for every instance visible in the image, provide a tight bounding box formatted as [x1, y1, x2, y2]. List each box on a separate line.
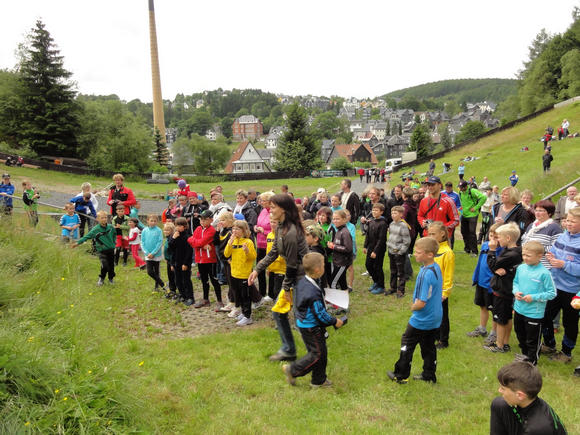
[115, 247, 128, 265]
[98, 249, 115, 280]
[166, 261, 176, 292]
[439, 298, 449, 344]
[393, 323, 438, 382]
[514, 312, 542, 364]
[174, 266, 194, 301]
[146, 260, 165, 289]
[478, 212, 491, 243]
[389, 253, 407, 293]
[231, 277, 251, 318]
[461, 215, 479, 254]
[256, 248, 268, 297]
[268, 272, 284, 299]
[79, 214, 91, 238]
[329, 264, 348, 290]
[365, 251, 385, 288]
[198, 263, 222, 302]
[290, 326, 328, 385]
[542, 289, 578, 356]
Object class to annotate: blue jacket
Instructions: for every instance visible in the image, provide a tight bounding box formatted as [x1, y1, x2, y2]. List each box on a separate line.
[549, 231, 580, 293]
[0, 182, 15, 208]
[69, 195, 96, 217]
[513, 263, 556, 319]
[294, 276, 337, 329]
[472, 241, 502, 292]
[141, 226, 164, 259]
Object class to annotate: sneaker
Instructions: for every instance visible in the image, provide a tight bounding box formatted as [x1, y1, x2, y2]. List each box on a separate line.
[236, 316, 253, 326]
[347, 287, 353, 293]
[386, 289, 397, 295]
[310, 379, 333, 388]
[540, 344, 556, 355]
[413, 374, 436, 383]
[183, 299, 194, 306]
[467, 327, 488, 338]
[574, 366, 580, 377]
[550, 351, 572, 363]
[227, 308, 241, 318]
[214, 302, 224, 312]
[219, 302, 234, 312]
[371, 287, 385, 295]
[386, 371, 408, 384]
[514, 353, 529, 362]
[165, 291, 177, 300]
[483, 344, 505, 353]
[282, 364, 296, 386]
[108, 279, 114, 285]
[483, 333, 497, 346]
[369, 283, 378, 292]
[361, 271, 369, 276]
[396, 291, 405, 299]
[194, 299, 210, 308]
[139, 265, 146, 270]
[252, 298, 264, 309]
[269, 351, 297, 362]
[96, 278, 104, 286]
[236, 313, 245, 321]
[263, 296, 273, 303]
[436, 342, 449, 350]
[503, 344, 511, 352]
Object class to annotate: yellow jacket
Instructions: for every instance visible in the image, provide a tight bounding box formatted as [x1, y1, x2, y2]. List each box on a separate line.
[434, 241, 455, 298]
[224, 237, 257, 279]
[266, 231, 286, 275]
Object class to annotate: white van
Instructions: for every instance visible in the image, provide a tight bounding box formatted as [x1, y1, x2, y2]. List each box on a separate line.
[385, 158, 402, 173]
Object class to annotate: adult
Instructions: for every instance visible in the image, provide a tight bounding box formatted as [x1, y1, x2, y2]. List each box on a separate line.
[248, 189, 261, 215]
[561, 118, 570, 137]
[357, 167, 365, 182]
[417, 176, 459, 239]
[479, 176, 491, 191]
[361, 186, 385, 229]
[542, 149, 553, 174]
[427, 159, 436, 177]
[519, 190, 535, 217]
[521, 200, 563, 269]
[491, 187, 534, 244]
[340, 179, 360, 225]
[209, 192, 232, 228]
[107, 173, 136, 215]
[233, 189, 257, 236]
[248, 194, 308, 362]
[0, 173, 15, 215]
[458, 162, 465, 181]
[280, 185, 288, 195]
[386, 184, 404, 226]
[308, 190, 329, 216]
[254, 191, 274, 299]
[441, 181, 461, 248]
[458, 180, 486, 256]
[365, 168, 371, 183]
[554, 186, 578, 226]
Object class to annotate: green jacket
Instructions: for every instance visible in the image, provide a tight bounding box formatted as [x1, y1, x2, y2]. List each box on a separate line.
[459, 188, 486, 218]
[77, 224, 116, 252]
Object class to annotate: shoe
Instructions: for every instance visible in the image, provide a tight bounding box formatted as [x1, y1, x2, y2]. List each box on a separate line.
[436, 342, 449, 350]
[550, 351, 572, 363]
[413, 374, 436, 383]
[139, 265, 146, 270]
[183, 299, 194, 306]
[386, 289, 397, 295]
[282, 364, 296, 386]
[194, 299, 210, 308]
[227, 308, 241, 318]
[165, 291, 177, 300]
[237, 313, 245, 321]
[311, 379, 333, 388]
[347, 287, 353, 293]
[386, 371, 408, 384]
[361, 271, 369, 276]
[540, 344, 556, 355]
[108, 279, 114, 285]
[396, 292, 405, 299]
[574, 366, 580, 377]
[263, 296, 273, 303]
[483, 333, 497, 346]
[483, 344, 505, 353]
[214, 302, 224, 312]
[503, 344, 511, 352]
[219, 302, 234, 312]
[252, 298, 264, 309]
[269, 352, 297, 362]
[371, 287, 385, 295]
[368, 283, 376, 292]
[514, 353, 529, 362]
[236, 316, 253, 326]
[96, 278, 104, 286]
[467, 327, 488, 338]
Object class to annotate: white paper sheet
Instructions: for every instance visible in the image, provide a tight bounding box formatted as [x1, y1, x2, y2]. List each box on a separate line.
[324, 288, 349, 309]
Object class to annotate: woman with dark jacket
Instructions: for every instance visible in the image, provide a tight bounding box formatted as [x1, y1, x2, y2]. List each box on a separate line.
[491, 187, 534, 244]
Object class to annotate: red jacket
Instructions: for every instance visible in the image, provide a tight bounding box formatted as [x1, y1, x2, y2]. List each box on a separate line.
[417, 194, 459, 238]
[188, 225, 217, 263]
[107, 186, 136, 215]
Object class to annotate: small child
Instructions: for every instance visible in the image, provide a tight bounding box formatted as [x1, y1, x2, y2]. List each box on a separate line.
[485, 222, 523, 353]
[468, 222, 502, 343]
[388, 206, 412, 298]
[327, 209, 353, 291]
[168, 217, 195, 306]
[387, 237, 443, 384]
[162, 222, 177, 299]
[428, 221, 456, 349]
[216, 212, 235, 313]
[282, 252, 344, 387]
[176, 179, 190, 197]
[69, 192, 97, 237]
[188, 210, 223, 310]
[73, 210, 117, 286]
[162, 198, 177, 223]
[127, 218, 146, 269]
[364, 203, 388, 295]
[266, 219, 286, 301]
[512, 241, 556, 365]
[141, 214, 165, 291]
[305, 223, 328, 289]
[129, 200, 145, 230]
[60, 203, 80, 243]
[344, 210, 357, 293]
[330, 194, 342, 213]
[224, 220, 257, 326]
[490, 362, 567, 434]
[317, 207, 335, 284]
[509, 170, 519, 186]
[22, 180, 39, 226]
[113, 204, 130, 266]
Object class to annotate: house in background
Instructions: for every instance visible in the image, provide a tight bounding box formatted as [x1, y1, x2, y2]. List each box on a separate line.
[325, 143, 378, 168]
[225, 141, 273, 174]
[232, 115, 264, 141]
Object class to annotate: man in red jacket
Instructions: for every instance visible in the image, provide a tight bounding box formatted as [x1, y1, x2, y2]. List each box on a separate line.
[417, 176, 459, 238]
[107, 173, 136, 215]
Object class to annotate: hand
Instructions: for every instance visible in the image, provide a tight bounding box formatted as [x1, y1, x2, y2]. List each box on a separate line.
[495, 217, 504, 224]
[370, 252, 376, 259]
[181, 265, 188, 271]
[71, 243, 78, 249]
[255, 226, 262, 233]
[118, 201, 124, 205]
[202, 244, 211, 250]
[514, 292, 524, 301]
[173, 231, 180, 239]
[242, 244, 249, 253]
[469, 207, 475, 212]
[363, 248, 367, 255]
[488, 240, 498, 250]
[546, 253, 565, 269]
[171, 266, 175, 271]
[442, 295, 448, 301]
[147, 253, 154, 259]
[228, 238, 234, 245]
[327, 242, 334, 249]
[523, 295, 532, 303]
[335, 318, 344, 328]
[495, 268, 506, 276]
[283, 290, 292, 303]
[360, 217, 367, 224]
[248, 271, 258, 286]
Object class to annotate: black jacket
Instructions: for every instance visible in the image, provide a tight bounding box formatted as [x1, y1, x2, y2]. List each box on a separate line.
[364, 216, 388, 256]
[168, 229, 193, 267]
[491, 203, 534, 244]
[487, 246, 522, 298]
[332, 225, 353, 267]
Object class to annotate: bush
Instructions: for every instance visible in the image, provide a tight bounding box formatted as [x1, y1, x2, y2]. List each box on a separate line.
[330, 156, 352, 170]
[352, 160, 372, 168]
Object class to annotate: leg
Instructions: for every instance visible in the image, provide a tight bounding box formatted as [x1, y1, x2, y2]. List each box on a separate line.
[290, 327, 327, 385]
[524, 315, 542, 365]
[272, 311, 296, 356]
[239, 279, 252, 319]
[389, 253, 397, 291]
[166, 262, 176, 292]
[365, 253, 376, 284]
[104, 250, 115, 281]
[439, 298, 449, 345]
[513, 312, 528, 356]
[257, 248, 267, 297]
[393, 323, 420, 380]
[198, 263, 211, 300]
[460, 216, 470, 253]
[375, 252, 385, 289]
[347, 264, 354, 290]
[467, 216, 479, 254]
[561, 291, 579, 356]
[395, 254, 406, 294]
[208, 263, 222, 302]
[542, 294, 562, 348]
[419, 328, 438, 382]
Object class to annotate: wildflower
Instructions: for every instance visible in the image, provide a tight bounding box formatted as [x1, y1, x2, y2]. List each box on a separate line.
[36, 291, 40, 294]
[138, 361, 144, 367]
[70, 304, 74, 308]
[61, 277, 65, 280]
[63, 397, 68, 401]
[27, 337, 34, 342]
[24, 422, 30, 426]
[89, 292, 93, 296]
[87, 370, 92, 374]
[54, 389, 60, 394]
[57, 311, 61, 315]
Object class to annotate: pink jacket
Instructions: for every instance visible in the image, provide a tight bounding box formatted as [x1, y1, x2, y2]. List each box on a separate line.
[256, 208, 271, 249]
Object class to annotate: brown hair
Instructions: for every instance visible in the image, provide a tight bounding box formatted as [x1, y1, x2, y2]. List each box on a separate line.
[303, 252, 324, 275]
[415, 237, 439, 255]
[175, 217, 188, 227]
[497, 361, 542, 399]
[427, 221, 449, 242]
[233, 220, 251, 238]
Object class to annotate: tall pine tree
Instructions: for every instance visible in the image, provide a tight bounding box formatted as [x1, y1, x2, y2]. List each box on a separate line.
[17, 20, 80, 156]
[152, 127, 170, 166]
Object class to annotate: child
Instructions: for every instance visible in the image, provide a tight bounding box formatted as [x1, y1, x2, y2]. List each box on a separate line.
[188, 210, 223, 310]
[427, 221, 456, 349]
[468, 222, 502, 343]
[344, 210, 357, 293]
[364, 203, 388, 295]
[176, 179, 190, 197]
[168, 217, 195, 306]
[216, 212, 235, 313]
[282, 252, 344, 387]
[162, 198, 177, 223]
[304, 223, 328, 289]
[129, 200, 145, 230]
[330, 194, 342, 213]
[22, 180, 39, 226]
[387, 237, 443, 384]
[224, 220, 257, 326]
[162, 222, 177, 299]
[490, 362, 567, 434]
[141, 214, 166, 292]
[388, 206, 412, 298]
[317, 207, 335, 284]
[127, 218, 146, 269]
[512, 241, 556, 365]
[60, 203, 80, 243]
[113, 204, 130, 266]
[327, 210, 353, 291]
[485, 222, 523, 353]
[509, 170, 519, 186]
[266, 219, 286, 301]
[73, 210, 116, 286]
[69, 192, 97, 237]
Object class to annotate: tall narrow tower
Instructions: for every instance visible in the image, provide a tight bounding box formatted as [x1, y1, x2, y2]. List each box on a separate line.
[148, 0, 166, 143]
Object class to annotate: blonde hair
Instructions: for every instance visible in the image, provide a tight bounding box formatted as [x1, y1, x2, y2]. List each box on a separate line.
[259, 191, 275, 202]
[523, 241, 545, 255]
[333, 209, 348, 220]
[96, 210, 108, 218]
[501, 186, 520, 205]
[81, 182, 91, 191]
[233, 220, 251, 238]
[427, 221, 449, 242]
[567, 207, 580, 219]
[219, 211, 234, 225]
[147, 214, 158, 221]
[415, 237, 439, 255]
[112, 173, 124, 181]
[488, 222, 502, 234]
[236, 189, 248, 198]
[391, 205, 404, 214]
[496, 222, 520, 242]
[303, 252, 324, 275]
[163, 222, 175, 233]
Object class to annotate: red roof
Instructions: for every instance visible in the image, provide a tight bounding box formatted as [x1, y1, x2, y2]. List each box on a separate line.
[332, 143, 378, 165]
[224, 141, 250, 174]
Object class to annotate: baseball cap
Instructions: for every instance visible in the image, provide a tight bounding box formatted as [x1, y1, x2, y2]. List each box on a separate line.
[512, 170, 516, 173]
[458, 180, 469, 188]
[426, 176, 441, 185]
[200, 210, 213, 219]
[1, 173, 10, 178]
[233, 213, 245, 221]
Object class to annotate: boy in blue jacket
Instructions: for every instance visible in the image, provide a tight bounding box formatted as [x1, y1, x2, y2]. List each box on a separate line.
[513, 241, 556, 365]
[282, 252, 344, 388]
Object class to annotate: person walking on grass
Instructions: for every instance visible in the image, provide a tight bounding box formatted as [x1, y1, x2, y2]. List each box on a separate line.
[0, 173, 15, 215]
[542, 149, 553, 174]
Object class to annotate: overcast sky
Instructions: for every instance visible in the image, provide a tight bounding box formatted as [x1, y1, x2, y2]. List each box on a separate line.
[2, 0, 579, 103]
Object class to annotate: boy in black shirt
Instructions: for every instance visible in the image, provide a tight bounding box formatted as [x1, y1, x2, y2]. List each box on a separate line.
[490, 361, 567, 434]
[113, 204, 130, 266]
[364, 203, 388, 294]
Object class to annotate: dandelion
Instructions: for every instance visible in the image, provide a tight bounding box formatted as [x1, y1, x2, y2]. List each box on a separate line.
[27, 337, 34, 342]
[24, 422, 30, 426]
[70, 304, 74, 308]
[89, 292, 93, 296]
[61, 277, 65, 280]
[138, 361, 144, 367]
[54, 389, 60, 394]
[36, 291, 40, 294]
[57, 311, 61, 315]
[63, 397, 68, 401]
[87, 370, 92, 374]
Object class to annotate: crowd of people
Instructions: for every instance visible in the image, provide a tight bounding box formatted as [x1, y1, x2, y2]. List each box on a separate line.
[0, 168, 578, 431]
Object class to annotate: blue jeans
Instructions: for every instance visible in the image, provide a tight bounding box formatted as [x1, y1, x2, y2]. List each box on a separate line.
[273, 312, 296, 356]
